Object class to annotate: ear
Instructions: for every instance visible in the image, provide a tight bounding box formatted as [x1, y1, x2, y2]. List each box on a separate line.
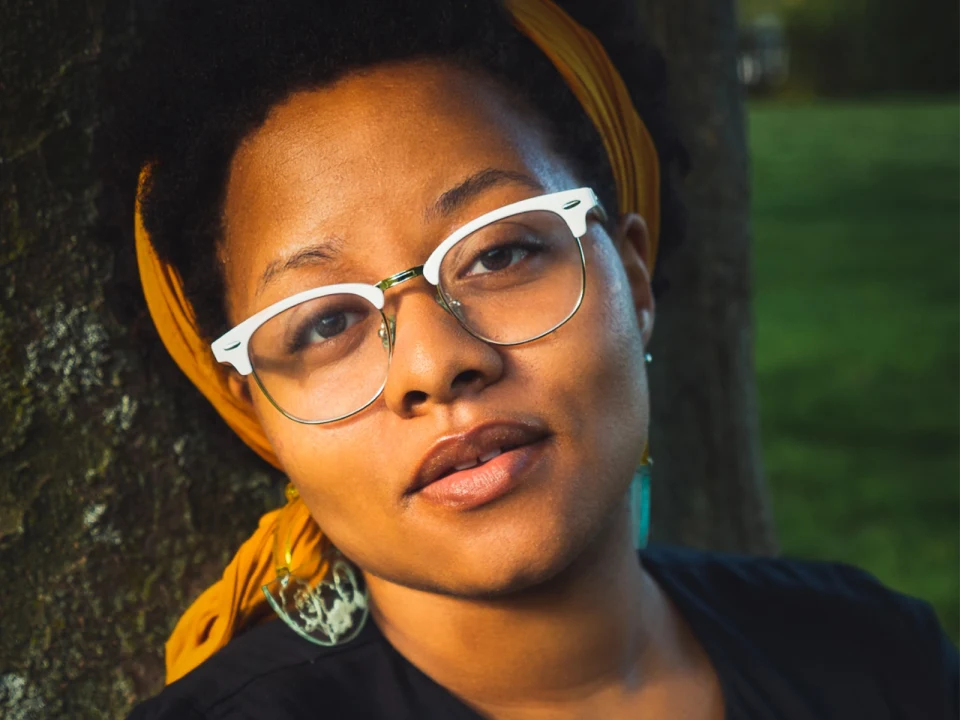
[226, 369, 255, 408]
[612, 213, 655, 346]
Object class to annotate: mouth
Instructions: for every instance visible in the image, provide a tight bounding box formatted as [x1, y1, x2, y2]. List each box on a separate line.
[407, 421, 551, 510]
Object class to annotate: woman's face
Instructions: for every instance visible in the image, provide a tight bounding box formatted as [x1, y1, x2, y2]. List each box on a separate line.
[221, 62, 654, 597]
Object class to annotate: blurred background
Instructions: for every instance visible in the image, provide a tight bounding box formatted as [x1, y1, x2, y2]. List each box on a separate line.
[739, 0, 959, 640]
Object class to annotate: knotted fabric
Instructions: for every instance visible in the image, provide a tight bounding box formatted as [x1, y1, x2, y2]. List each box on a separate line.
[135, 0, 661, 685]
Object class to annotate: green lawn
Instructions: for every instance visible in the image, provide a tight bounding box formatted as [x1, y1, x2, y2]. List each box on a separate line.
[749, 100, 960, 641]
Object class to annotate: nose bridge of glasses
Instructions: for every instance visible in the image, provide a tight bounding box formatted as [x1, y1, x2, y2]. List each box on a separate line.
[376, 265, 426, 292]
[378, 264, 450, 309]
[375, 264, 452, 348]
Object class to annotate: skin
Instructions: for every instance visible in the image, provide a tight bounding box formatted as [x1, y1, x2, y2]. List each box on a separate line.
[222, 61, 723, 719]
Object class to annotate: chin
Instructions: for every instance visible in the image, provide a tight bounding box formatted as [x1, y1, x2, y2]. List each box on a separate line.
[358, 462, 633, 600]
[418, 502, 607, 600]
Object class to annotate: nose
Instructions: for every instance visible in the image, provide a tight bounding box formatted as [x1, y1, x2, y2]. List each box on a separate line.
[381, 288, 504, 418]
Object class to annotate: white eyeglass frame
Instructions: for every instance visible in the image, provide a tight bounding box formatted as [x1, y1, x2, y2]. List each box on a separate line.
[211, 187, 605, 375]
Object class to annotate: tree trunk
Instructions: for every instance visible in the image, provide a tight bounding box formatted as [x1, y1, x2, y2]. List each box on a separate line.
[0, 1, 774, 716]
[636, 0, 778, 554]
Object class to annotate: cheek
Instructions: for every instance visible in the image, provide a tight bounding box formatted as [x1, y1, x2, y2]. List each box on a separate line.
[250, 394, 381, 530]
[557, 237, 646, 409]
[544, 237, 649, 468]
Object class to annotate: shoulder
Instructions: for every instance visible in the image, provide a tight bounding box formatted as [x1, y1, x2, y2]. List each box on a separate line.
[642, 544, 945, 637]
[642, 545, 959, 717]
[127, 617, 405, 720]
[643, 544, 924, 616]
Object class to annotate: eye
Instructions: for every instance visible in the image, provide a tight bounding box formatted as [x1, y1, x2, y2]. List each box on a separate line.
[291, 310, 363, 351]
[465, 242, 533, 276]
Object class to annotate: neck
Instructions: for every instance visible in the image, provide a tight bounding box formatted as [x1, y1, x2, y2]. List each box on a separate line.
[365, 508, 693, 715]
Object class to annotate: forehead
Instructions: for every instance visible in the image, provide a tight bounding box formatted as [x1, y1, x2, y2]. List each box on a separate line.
[221, 62, 576, 316]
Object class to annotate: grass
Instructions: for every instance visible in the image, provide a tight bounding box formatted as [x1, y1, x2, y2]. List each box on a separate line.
[749, 100, 960, 642]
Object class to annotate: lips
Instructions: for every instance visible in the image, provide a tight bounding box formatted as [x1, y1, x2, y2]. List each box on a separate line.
[407, 421, 551, 497]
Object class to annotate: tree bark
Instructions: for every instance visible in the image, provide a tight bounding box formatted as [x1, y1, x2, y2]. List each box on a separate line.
[0, 1, 774, 716]
[0, 3, 283, 717]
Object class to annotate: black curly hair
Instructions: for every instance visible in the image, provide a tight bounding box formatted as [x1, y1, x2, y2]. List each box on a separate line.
[114, 0, 687, 342]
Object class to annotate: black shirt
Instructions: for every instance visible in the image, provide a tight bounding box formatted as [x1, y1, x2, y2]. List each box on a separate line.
[129, 546, 959, 719]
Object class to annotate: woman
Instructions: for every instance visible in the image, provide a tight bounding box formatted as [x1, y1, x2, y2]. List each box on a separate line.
[122, 0, 957, 717]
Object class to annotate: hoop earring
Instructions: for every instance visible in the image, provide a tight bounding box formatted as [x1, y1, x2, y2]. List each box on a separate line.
[262, 546, 370, 647]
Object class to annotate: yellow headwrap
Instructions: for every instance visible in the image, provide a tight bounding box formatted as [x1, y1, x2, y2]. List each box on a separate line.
[136, 0, 661, 685]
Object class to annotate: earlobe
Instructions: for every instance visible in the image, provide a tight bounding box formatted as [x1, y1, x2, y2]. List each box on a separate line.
[613, 213, 656, 346]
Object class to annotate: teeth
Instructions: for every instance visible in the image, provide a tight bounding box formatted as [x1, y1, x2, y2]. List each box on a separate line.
[452, 448, 504, 473]
[478, 448, 502, 463]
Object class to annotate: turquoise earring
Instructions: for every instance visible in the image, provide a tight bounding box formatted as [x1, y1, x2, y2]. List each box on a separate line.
[630, 459, 652, 550]
[630, 350, 653, 550]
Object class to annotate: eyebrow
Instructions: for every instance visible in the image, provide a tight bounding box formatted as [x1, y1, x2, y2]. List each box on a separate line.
[256, 168, 543, 297]
[429, 168, 544, 221]
[256, 235, 344, 298]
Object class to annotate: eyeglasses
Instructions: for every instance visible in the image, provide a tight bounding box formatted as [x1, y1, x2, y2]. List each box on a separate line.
[211, 187, 605, 424]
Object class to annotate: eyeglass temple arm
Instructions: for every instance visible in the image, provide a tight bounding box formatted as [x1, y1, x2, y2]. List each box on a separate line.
[590, 200, 609, 226]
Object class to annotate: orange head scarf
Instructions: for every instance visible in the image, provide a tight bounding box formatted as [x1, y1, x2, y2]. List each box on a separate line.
[136, 0, 661, 685]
